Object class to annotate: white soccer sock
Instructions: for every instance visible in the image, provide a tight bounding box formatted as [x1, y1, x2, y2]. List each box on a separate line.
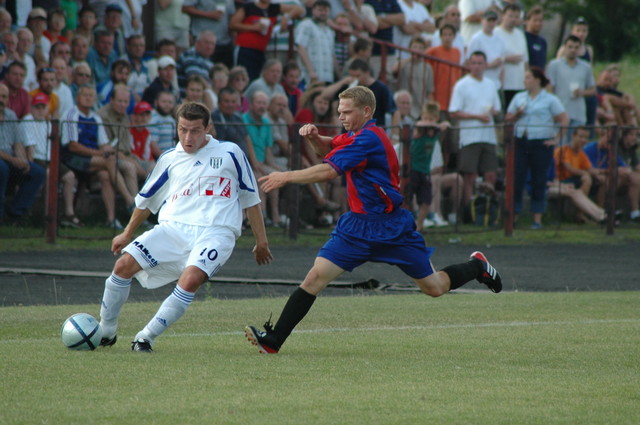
[99, 273, 132, 338]
[135, 286, 195, 344]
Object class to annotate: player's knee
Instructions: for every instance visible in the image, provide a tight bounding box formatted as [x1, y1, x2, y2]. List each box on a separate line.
[113, 253, 140, 279]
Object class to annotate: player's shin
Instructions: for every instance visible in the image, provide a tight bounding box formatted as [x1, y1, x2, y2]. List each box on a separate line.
[272, 287, 317, 346]
[136, 286, 195, 344]
[99, 273, 132, 338]
[441, 259, 483, 290]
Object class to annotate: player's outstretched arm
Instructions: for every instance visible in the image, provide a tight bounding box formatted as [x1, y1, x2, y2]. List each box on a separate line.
[258, 163, 338, 193]
[111, 207, 152, 255]
[245, 204, 273, 266]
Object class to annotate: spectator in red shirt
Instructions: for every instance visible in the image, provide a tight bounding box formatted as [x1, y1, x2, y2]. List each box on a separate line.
[44, 8, 70, 44]
[130, 101, 156, 177]
[229, 0, 304, 81]
[3, 61, 30, 119]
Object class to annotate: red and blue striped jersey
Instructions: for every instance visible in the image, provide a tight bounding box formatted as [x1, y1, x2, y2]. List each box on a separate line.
[323, 120, 402, 215]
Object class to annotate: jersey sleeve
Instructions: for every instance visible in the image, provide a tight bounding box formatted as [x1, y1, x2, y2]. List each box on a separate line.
[228, 145, 261, 209]
[135, 152, 173, 213]
[324, 129, 377, 175]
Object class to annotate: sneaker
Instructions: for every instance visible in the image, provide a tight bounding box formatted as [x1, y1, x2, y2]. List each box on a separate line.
[131, 338, 153, 352]
[244, 320, 280, 354]
[470, 251, 502, 293]
[106, 219, 124, 230]
[422, 218, 435, 228]
[431, 213, 449, 227]
[530, 222, 543, 230]
[100, 335, 117, 347]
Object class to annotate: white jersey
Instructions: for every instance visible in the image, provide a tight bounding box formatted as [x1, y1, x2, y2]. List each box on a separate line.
[136, 135, 261, 237]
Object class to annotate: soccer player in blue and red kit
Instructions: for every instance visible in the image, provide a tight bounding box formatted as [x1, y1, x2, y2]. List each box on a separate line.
[245, 86, 502, 354]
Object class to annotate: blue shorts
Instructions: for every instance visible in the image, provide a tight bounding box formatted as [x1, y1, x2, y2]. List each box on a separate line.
[318, 208, 435, 279]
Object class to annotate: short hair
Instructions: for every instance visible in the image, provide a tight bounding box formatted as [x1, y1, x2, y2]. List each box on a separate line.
[573, 125, 590, 135]
[176, 101, 211, 127]
[393, 89, 412, 103]
[348, 58, 370, 74]
[353, 38, 372, 54]
[228, 65, 249, 83]
[262, 58, 282, 73]
[94, 29, 113, 41]
[526, 5, 543, 20]
[209, 63, 229, 80]
[111, 59, 132, 74]
[76, 84, 96, 96]
[422, 101, 441, 117]
[283, 60, 300, 75]
[71, 34, 89, 47]
[186, 74, 207, 89]
[409, 35, 427, 48]
[469, 50, 487, 61]
[111, 83, 130, 100]
[155, 38, 176, 51]
[78, 6, 97, 18]
[339, 86, 376, 115]
[218, 86, 239, 99]
[7, 60, 26, 73]
[250, 90, 269, 103]
[503, 3, 521, 14]
[564, 34, 582, 45]
[439, 23, 457, 36]
[126, 34, 145, 44]
[156, 89, 175, 101]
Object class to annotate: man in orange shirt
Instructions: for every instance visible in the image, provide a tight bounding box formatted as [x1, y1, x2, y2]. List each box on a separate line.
[29, 67, 59, 119]
[554, 126, 602, 196]
[426, 23, 463, 170]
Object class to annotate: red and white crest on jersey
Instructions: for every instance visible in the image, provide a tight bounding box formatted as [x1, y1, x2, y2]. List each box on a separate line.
[199, 176, 232, 198]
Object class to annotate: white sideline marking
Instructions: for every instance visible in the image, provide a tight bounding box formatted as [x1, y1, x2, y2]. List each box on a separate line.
[2, 318, 638, 345]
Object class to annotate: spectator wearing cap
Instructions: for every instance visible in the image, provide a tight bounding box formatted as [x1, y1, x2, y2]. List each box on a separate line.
[459, 0, 496, 46]
[144, 39, 179, 89]
[26, 7, 51, 69]
[86, 29, 118, 86]
[15, 28, 38, 92]
[142, 55, 179, 106]
[129, 100, 156, 176]
[22, 92, 53, 165]
[466, 9, 505, 91]
[29, 67, 60, 119]
[0, 83, 45, 224]
[2, 61, 30, 119]
[95, 3, 126, 57]
[176, 30, 216, 90]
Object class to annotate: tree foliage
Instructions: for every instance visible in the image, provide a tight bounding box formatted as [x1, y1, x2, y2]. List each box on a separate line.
[524, 0, 640, 61]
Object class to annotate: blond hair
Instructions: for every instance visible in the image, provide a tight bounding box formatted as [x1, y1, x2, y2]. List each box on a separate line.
[421, 100, 441, 119]
[339, 86, 376, 115]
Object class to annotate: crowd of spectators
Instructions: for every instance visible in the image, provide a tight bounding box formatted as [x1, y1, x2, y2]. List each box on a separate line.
[0, 0, 638, 230]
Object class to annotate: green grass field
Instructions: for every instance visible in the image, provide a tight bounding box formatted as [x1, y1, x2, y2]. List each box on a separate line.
[1, 292, 638, 424]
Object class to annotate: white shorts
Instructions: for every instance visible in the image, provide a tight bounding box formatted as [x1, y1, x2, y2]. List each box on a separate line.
[123, 221, 236, 289]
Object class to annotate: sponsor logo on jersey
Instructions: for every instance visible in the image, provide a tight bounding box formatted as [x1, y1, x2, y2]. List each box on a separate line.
[210, 157, 223, 169]
[171, 184, 194, 202]
[199, 176, 231, 198]
[132, 241, 158, 267]
[194, 160, 203, 167]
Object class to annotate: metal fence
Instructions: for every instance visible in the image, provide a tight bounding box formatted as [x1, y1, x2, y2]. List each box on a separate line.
[1, 117, 637, 243]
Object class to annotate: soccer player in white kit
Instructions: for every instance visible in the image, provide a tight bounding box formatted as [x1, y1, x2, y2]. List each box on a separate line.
[98, 102, 273, 352]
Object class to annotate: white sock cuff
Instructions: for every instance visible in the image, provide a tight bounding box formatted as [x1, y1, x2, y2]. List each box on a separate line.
[109, 273, 132, 287]
[172, 286, 195, 305]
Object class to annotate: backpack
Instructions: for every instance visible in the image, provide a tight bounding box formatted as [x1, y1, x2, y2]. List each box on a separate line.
[468, 194, 500, 227]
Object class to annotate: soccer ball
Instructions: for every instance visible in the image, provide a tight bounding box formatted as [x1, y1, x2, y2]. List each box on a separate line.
[61, 313, 102, 351]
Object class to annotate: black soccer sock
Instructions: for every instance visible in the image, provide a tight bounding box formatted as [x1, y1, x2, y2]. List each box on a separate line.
[272, 287, 317, 346]
[441, 259, 483, 290]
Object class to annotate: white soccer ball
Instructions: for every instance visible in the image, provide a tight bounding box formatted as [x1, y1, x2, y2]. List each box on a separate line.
[61, 313, 102, 351]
